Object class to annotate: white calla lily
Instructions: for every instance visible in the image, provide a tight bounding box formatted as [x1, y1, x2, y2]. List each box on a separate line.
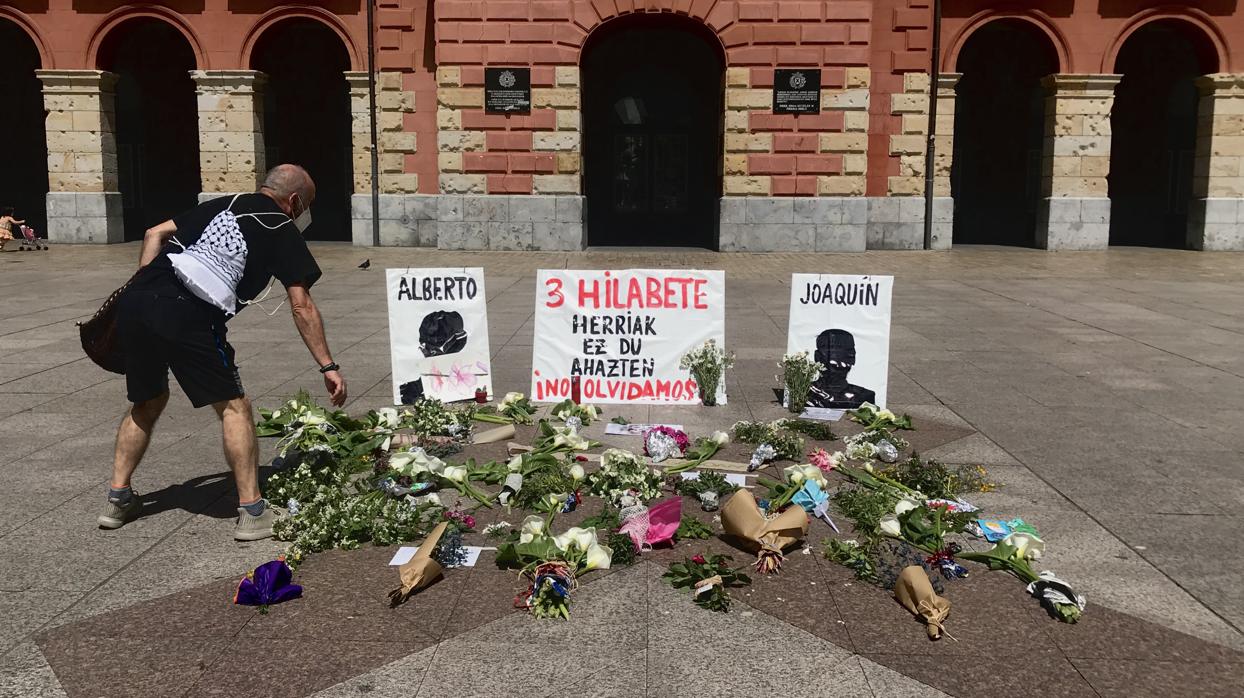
[876, 408, 896, 421]
[584, 405, 599, 419]
[543, 492, 568, 510]
[554, 526, 596, 553]
[553, 429, 590, 451]
[784, 464, 827, 489]
[519, 515, 546, 544]
[583, 542, 613, 570]
[894, 497, 921, 516]
[711, 430, 731, 446]
[500, 392, 524, 408]
[1004, 531, 1045, 560]
[300, 414, 326, 426]
[879, 513, 902, 537]
[389, 448, 445, 475]
[441, 465, 469, 482]
[376, 407, 399, 429]
[507, 455, 525, 472]
[569, 463, 586, 482]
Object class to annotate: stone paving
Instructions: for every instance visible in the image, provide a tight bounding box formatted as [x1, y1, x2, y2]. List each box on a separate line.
[1, 243, 1243, 697]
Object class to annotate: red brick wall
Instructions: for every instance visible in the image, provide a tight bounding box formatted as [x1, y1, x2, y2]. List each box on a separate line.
[433, 0, 874, 195]
[866, 0, 932, 197]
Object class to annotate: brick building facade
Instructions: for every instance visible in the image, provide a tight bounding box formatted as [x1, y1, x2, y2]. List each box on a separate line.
[2, 1, 1242, 250]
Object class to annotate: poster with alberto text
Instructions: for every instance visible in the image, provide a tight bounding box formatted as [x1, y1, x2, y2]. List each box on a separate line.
[532, 269, 726, 404]
[786, 274, 893, 409]
[387, 268, 492, 404]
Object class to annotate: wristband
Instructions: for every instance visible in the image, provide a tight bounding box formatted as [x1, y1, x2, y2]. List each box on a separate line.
[318, 362, 340, 374]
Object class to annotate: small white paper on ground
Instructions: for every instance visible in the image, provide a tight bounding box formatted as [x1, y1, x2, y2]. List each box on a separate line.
[799, 407, 845, 421]
[679, 471, 749, 487]
[388, 545, 494, 567]
[388, 547, 419, 566]
[605, 423, 684, 436]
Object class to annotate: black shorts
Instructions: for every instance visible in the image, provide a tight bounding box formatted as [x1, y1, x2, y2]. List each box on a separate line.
[116, 279, 244, 408]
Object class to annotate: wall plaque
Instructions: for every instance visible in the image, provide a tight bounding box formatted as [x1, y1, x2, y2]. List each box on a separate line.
[772, 69, 821, 114]
[485, 67, 531, 113]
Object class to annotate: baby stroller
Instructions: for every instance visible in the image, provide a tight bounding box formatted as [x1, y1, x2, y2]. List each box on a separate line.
[16, 225, 47, 251]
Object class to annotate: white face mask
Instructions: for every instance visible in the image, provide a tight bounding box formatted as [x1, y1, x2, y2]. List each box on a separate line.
[293, 206, 312, 233]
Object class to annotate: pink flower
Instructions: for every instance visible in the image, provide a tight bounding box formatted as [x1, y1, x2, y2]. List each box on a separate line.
[463, 515, 476, 529]
[809, 448, 837, 474]
[691, 554, 706, 565]
[643, 426, 690, 456]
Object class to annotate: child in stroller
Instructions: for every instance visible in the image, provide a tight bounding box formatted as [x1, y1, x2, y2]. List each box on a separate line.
[0, 206, 46, 251]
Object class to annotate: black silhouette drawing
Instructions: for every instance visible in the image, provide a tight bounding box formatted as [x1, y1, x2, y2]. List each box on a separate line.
[808, 329, 876, 409]
[419, 311, 468, 357]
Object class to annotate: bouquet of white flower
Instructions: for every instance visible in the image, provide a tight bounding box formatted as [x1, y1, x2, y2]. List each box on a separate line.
[679, 339, 733, 406]
[779, 352, 823, 415]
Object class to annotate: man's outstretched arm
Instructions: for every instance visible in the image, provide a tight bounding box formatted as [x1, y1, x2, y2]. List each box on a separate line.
[287, 282, 347, 406]
[139, 220, 177, 268]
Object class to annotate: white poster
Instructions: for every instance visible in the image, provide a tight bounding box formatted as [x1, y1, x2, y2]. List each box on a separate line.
[531, 269, 726, 404]
[787, 274, 893, 408]
[387, 268, 492, 404]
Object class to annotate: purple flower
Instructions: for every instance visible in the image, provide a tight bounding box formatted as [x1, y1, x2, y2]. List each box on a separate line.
[234, 560, 302, 608]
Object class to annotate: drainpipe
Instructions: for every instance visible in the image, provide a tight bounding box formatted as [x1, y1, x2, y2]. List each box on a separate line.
[366, 0, 381, 247]
[922, 0, 942, 250]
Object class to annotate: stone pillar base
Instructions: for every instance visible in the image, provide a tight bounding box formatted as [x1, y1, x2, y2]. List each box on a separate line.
[1188, 198, 1244, 250]
[348, 194, 585, 250]
[46, 192, 123, 243]
[719, 196, 952, 251]
[1036, 197, 1110, 250]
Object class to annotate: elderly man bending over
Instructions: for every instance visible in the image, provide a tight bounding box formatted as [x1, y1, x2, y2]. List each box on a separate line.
[100, 164, 347, 541]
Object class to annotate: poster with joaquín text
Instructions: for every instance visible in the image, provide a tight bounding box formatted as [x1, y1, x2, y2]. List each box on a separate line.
[531, 269, 727, 404]
[786, 274, 893, 409]
[387, 268, 492, 405]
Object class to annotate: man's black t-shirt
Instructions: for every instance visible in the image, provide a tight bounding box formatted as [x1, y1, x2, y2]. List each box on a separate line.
[143, 193, 322, 317]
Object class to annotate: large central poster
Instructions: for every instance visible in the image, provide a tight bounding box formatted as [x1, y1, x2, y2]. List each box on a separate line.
[531, 269, 727, 404]
[786, 274, 893, 409]
[387, 268, 492, 405]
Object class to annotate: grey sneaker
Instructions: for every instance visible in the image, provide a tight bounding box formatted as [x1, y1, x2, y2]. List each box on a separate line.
[98, 495, 142, 529]
[234, 501, 287, 542]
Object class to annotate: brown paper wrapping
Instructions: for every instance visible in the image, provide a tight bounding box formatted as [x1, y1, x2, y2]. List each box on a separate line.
[472, 424, 516, 444]
[720, 490, 808, 554]
[894, 565, 952, 640]
[388, 521, 449, 606]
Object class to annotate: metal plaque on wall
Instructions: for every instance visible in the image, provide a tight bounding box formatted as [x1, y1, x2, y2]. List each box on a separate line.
[772, 69, 821, 114]
[485, 67, 532, 113]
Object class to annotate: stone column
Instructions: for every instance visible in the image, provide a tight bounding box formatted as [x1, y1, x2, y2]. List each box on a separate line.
[192, 70, 267, 199]
[346, 71, 424, 247]
[1036, 74, 1121, 250]
[1189, 73, 1244, 250]
[38, 70, 123, 243]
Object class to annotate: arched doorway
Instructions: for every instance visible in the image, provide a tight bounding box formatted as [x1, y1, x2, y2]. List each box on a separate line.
[582, 16, 724, 248]
[97, 18, 200, 241]
[951, 19, 1059, 246]
[251, 19, 352, 242]
[0, 19, 47, 239]
[1109, 20, 1217, 248]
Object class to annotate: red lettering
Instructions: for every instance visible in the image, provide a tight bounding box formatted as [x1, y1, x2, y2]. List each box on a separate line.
[626, 383, 643, 400]
[578, 279, 600, 309]
[545, 277, 564, 308]
[641, 381, 655, 398]
[693, 279, 708, 309]
[646, 277, 661, 307]
[627, 277, 642, 309]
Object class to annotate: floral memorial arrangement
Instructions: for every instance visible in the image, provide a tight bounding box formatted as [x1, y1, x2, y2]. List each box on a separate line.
[678, 339, 733, 406]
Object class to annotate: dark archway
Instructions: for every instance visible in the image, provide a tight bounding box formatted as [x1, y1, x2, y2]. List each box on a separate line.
[251, 18, 352, 242]
[582, 15, 724, 248]
[0, 19, 47, 240]
[97, 18, 200, 241]
[951, 19, 1059, 246]
[1109, 20, 1217, 248]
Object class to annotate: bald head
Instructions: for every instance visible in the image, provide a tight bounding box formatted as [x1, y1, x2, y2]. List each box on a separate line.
[259, 164, 316, 221]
